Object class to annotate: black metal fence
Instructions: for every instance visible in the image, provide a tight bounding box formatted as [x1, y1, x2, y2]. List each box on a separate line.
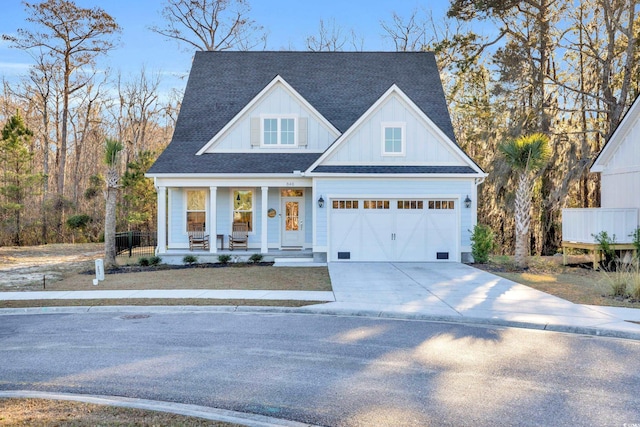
[115, 231, 157, 258]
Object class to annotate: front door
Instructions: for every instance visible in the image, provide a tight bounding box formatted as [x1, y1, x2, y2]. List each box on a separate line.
[281, 193, 305, 247]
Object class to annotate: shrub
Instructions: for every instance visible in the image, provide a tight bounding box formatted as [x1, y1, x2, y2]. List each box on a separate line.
[470, 224, 494, 264]
[218, 254, 231, 264]
[630, 227, 640, 261]
[66, 214, 92, 229]
[600, 260, 635, 297]
[630, 268, 640, 300]
[149, 256, 162, 266]
[138, 257, 150, 266]
[592, 231, 617, 271]
[249, 253, 263, 264]
[183, 255, 198, 265]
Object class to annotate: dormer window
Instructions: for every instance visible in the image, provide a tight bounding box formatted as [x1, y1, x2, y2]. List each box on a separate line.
[262, 116, 297, 146]
[382, 122, 405, 156]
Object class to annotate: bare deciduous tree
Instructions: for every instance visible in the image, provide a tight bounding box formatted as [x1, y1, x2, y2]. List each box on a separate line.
[150, 0, 267, 51]
[4, 0, 120, 203]
[381, 9, 430, 52]
[306, 18, 362, 52]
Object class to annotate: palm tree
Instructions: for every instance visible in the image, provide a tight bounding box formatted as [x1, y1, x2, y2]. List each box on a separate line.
[499, 133, 551, 269]
[104, 138, 123, 269]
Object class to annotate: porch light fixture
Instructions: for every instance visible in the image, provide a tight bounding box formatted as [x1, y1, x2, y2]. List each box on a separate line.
[318, 195, 324, 208]
[464, 195, 472, 209]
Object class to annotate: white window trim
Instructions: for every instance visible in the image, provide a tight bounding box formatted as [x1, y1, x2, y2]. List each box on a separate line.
[381, 122, 406, 156]
[261, 115, 298, 147]
[185, 189, 208, 233]
[232, 188, 256, 234]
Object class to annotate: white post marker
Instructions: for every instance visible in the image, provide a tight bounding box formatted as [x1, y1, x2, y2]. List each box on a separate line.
[94, 259, 105, 286]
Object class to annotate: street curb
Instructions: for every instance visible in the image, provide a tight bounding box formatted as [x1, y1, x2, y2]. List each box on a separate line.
[0, 390, 318, 427]
[1, 304, 639, 341]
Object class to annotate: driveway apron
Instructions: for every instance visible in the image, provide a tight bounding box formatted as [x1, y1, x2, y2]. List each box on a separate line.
[327, 262, 640, 333]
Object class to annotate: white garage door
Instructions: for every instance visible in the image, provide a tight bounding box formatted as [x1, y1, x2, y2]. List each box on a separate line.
[329, 199, 458, 262]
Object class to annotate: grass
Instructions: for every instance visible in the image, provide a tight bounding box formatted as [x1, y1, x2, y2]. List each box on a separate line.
[41, 266, 332, 292]
[1, 299, 326, 309]
[0, 398, 241, 426]
[476, 255, 640, 308]
[0, 264, 332, 309]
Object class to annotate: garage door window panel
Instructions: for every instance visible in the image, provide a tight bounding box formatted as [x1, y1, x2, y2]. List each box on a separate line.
[364, 200, 389, 209]
[333, 200, 359, 209]
[398, 200, 424, 209]
[429, 200, 455, 210]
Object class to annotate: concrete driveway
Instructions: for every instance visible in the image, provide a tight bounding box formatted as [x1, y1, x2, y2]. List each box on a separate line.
[324, 262, 640, 336]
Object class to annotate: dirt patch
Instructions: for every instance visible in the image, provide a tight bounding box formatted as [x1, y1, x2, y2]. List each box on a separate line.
[0, 243, 103, 290]
[0, 398, 240, 426]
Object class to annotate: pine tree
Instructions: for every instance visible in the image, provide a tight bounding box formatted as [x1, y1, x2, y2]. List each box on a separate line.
[0, 111, 44, 246]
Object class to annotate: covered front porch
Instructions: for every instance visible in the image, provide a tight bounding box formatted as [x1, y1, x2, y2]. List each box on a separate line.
[154, 177, 319, 258]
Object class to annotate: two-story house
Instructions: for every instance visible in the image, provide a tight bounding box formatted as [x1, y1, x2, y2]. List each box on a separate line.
[146, 51, 486, 263]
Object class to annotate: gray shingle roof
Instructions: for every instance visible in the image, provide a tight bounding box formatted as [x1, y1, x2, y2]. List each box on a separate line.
[148, 51, 457, 175]
[312, 165, 477, 174]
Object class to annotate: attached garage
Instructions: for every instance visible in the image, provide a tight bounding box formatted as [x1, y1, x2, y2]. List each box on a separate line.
[329, 198, 459, 262]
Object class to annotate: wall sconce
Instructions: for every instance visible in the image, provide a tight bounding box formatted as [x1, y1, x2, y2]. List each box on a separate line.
[318, 195, 324, 208]
[464, 195, 472, 209]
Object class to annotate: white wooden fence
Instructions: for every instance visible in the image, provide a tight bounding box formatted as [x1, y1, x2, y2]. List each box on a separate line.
[562, 208, 638, 243]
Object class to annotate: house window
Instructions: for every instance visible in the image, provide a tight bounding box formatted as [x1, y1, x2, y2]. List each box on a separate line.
[264, 119, 278, 145]
[233, 190, 253, 231]
[263, 117, 296, 146]
[186, 190, 206, 231]
[281, 189, 304, 197]
[382, 123, 405, 155]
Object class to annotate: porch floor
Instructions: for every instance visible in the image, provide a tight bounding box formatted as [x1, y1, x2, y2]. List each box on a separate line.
[157, 247, 314, 264]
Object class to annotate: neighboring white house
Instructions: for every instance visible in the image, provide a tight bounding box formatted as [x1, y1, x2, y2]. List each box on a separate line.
[562, 94, 640, 257]
[146, 52, 486, 263]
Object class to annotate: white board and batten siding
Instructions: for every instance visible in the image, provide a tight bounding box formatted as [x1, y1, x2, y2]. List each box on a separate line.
[591, 94, 640, 223]
[204, 82, 339, 153]
[321, 93, 467, 166]
[562, 208, 638, 244]
[599, 125, 640, 214]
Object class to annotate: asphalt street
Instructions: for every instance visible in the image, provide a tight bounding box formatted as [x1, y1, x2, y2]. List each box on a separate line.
[1, 311, 639, 426]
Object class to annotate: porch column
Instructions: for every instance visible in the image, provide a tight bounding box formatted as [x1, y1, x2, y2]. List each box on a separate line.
[156, 186, 167, 254]
[209, 186, 217, 253]
[261, 186, 269, 253]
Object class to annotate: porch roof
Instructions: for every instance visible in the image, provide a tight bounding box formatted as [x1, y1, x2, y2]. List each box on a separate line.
[311, 165, 478, 174]
[148, 152, 322, 174]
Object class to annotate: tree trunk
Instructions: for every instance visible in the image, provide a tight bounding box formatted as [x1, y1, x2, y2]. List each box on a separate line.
[514, 172, 532, 269]
[104, 187, 117, 268]
[104, 183, 118, 269]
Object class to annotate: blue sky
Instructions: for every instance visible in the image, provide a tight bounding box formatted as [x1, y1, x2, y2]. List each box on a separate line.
[0, 0, 452, 96]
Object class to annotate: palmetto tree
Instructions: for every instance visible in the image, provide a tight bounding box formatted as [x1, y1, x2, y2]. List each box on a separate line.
[499, 133, 551, 269]
[104, 138, 123, 269]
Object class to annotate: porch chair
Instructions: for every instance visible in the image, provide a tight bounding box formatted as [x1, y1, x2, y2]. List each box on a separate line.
[188, 225, 209, 251]
[229, 222, 249, 251]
